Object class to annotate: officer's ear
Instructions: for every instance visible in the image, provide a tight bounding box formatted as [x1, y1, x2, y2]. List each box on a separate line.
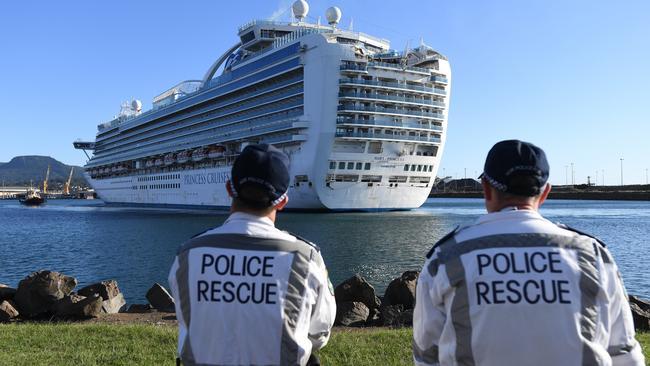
[274, 195, 289, 211]
[226, 180, 235, 198]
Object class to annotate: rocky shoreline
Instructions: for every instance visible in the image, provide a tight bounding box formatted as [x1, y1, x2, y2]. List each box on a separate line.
[2, 270, 649, 332]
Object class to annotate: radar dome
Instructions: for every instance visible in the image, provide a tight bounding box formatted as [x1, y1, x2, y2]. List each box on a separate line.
[326, 6, 341, 26]
[131, 99, 142, 112]
[292, 0, 309, 21]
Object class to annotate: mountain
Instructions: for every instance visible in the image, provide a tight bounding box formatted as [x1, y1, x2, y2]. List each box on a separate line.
[0, 156, 87, 187]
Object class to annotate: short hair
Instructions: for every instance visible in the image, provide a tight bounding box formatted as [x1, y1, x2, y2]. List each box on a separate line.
[505, 173, 543, 197]
[236, 184, 275, 210]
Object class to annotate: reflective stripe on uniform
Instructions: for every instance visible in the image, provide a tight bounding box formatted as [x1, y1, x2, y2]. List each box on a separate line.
[429, 233, 601, 366]
[607, 343, 637, 356]
[176, 233, 316, 365]
[413, 339, 439, 364]
[176, 250, 195, 363]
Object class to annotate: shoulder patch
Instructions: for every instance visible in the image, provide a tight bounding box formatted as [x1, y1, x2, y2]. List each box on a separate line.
[284, 231, 320, 252]
[426, 226, 460, 259]
[556, 223, 606, 247]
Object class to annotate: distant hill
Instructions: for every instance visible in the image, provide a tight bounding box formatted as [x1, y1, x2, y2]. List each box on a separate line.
[0, 156, 87, 187]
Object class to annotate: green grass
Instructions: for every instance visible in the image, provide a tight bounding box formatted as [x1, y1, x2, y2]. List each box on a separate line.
[0, 324, 647, 365]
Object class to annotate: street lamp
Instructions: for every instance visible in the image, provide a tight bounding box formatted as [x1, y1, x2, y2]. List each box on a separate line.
[564, 165, 568, 185]
[620, 158, 624, 186]
[571, 163, 574, 186]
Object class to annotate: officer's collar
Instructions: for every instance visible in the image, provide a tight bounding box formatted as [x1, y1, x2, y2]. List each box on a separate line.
[225, 211, 275, 226]
[477, 207, 542, 225]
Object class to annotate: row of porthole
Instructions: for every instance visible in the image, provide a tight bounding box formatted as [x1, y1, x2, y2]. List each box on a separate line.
[138, 174, 180, 182]
[329, 161, 372, 171]
[134, 183, 181, 190]
[405, 164, 433, 172]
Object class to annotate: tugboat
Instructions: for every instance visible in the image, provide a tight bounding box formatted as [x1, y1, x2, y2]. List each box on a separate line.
[19, 189, 45, 206]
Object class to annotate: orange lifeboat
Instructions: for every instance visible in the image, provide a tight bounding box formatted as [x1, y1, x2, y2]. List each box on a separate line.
[208, 145, 226, 159]
[192, 148, 206, 162]
[177, 150, 191, 164]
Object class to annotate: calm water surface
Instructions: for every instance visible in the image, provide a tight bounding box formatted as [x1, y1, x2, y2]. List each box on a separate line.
[0, 198, 648, 302]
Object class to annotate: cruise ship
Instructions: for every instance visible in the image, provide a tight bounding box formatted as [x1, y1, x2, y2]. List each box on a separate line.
[74, 1, 451, 211]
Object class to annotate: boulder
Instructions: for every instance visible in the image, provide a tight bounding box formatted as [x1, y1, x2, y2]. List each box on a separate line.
[78, 280, 121, 300]
[381, 304, 413, 328]
[334, 275, 381, 311]
[78, 280, 125, 314]
[52, 294, 103, 318]
[383, 270, 419, 309]
[146, 283, 175, 312]
[0, 284, 17, 301]
[0, 300, 19, 322]
[630, 302, 650, 332]
[335, 301, 370, 327]
[14, 271, 77, 317]
[629, 295, 650, 312]
[126, 304, 154, 313]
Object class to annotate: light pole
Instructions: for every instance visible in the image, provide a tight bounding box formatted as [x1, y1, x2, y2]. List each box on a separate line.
[620, 158, 624, 186]
[571, 163, 574, 186]
[646, 168, 648, 185]
[565, 165, 568, 185]
[595, 170, 598, 186]
[602, 169, 605, 186]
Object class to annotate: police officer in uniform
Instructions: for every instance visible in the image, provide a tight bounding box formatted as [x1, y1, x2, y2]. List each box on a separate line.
[169, 144, 336, 366]
[413, 140, 644, 366]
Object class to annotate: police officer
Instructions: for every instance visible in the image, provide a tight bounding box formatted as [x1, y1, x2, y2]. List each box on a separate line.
[169, 144, 336, 366]
[413, 140, 644, 366]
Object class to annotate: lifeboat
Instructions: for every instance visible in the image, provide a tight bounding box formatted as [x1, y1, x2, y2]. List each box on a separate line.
[145, 159, 154, 168]
[164, 153, 176, 166]
[177, 150, 190, 164]
[192, 148, 206, 162]
[111, 166, 118, 173]
[154, 158, 163, 167]
[208, 145, 226, 159]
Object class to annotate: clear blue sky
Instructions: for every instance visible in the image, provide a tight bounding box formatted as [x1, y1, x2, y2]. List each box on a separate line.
[1, 0, 648, 185]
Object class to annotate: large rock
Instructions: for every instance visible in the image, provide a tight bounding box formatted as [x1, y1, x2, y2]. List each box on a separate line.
[52, 294, 103, 318]
[0, 284, 17, 301]
[334, 275, 381, 311]
[14, 271, 77, 317]
[383, 271, 419, 309]
[146, 283, 175, 312]
[0, 300, 19, 322]
[126, 303, 153, 313]
[78, 280, 126, 314]
[628, 295, 650, 332]
[335, 301, 370, 327]
[381, 304, 413, 328]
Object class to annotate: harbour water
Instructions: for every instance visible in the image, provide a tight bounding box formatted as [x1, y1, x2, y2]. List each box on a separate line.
[0, 198, 648, 302]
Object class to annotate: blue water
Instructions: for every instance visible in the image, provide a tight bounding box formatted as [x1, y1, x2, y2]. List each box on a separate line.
[0, 198, 648, 303]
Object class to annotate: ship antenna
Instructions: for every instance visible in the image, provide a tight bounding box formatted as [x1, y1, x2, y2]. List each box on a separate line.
[348, 17, 354, 31]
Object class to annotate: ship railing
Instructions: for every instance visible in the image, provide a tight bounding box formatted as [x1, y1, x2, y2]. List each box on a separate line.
[433, 87, 447, 95]
[336, 117, 443, 131]
[238, 20, 289, 33]
[431, 76, 449, 84]
[336, 131, 441, 143]
[273, 27, 333, 48]
[89, 112, 305, 166]
[368, 61, 431, 74]
[339, 64, 368, 72]
[95, 101, 304, 159]
[338, 92, 444, 107]
[337, 104, 445, 119]
[338, 78, 438, 94]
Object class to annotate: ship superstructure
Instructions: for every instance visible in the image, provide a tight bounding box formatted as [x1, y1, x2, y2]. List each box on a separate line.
[74, 1, 451, 210]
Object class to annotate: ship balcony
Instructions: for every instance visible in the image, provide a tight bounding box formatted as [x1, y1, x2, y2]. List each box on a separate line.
[431, 75, 449, 84]
[335, 131, 441, 145]
[336, 117, 443, 132]
[338, 92, 444, 108]
[339, 64, 368, 73]
[260, 133, 308, 145]
[367, 61, 431, 75]
[337, 104, 445, 121]
[339, 78, 441, 96]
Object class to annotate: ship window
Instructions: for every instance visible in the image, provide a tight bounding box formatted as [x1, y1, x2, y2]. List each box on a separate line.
[404, 164, 409, 171]
[364, 163, 371, 170]
[338, 162, 345, 169]
[429, 165, 433, 172]
[240, 31, 255, 44]
[329, 161, 336, 169]
[347, 162, 354, 170]
[411, 165, 416, 171]
[356, 162, 362, 170]
[417, 165, 422, 172]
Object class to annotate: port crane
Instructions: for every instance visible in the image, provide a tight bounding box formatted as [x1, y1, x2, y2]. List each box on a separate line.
[42, 165, 50, 194]
[63, 167, 74, 195]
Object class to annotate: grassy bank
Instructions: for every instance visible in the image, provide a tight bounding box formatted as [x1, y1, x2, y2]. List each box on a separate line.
[0, 324, 647, 365]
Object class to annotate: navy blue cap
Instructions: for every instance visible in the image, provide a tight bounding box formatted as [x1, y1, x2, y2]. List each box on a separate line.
[231, 144, 290, 207]
[480, 140, 549, 196]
